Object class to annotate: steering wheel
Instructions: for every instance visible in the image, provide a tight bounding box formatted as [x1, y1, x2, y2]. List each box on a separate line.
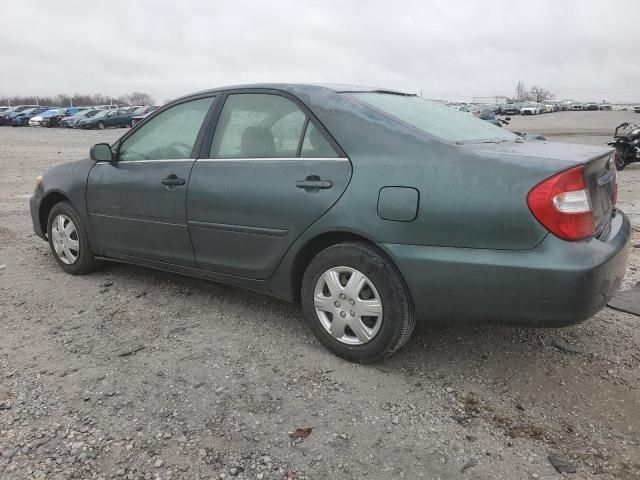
[119, 149, 150, 161]
[164, 142, 193, 158]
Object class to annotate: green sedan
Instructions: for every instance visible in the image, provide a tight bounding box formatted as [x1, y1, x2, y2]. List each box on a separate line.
[29, 84, 629, 363]
[77, 108, 135, 129]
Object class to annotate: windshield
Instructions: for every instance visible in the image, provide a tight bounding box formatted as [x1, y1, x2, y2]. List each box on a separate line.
[94, 110, 109, 118]
[346, 93, 516, 144]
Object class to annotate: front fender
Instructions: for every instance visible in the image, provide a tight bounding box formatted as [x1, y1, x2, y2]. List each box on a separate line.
[31, 159, 98, 251]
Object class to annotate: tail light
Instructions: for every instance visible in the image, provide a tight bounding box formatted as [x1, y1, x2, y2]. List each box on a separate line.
[527, 165, 594, 241]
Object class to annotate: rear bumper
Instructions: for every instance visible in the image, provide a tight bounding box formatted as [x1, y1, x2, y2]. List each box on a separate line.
[381, 210, 630, 327]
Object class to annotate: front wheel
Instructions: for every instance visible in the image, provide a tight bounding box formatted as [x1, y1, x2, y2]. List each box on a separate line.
[96, 121, 105, 130]
[301, 242, 415, 363]
[47, 202, 102, 274]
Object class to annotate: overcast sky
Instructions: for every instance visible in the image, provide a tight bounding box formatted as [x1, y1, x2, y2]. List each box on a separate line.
[2, 0, 639, 103]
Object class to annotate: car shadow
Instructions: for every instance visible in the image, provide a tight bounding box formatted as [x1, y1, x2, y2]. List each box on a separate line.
[97, 260, 591, 379]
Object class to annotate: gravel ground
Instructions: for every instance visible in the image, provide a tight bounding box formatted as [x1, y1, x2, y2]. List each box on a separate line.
[1, 111, 639, 480]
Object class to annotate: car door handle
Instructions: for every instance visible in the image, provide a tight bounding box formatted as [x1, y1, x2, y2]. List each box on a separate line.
[296, 176, 332, 191]
[161, 175, 186, 186]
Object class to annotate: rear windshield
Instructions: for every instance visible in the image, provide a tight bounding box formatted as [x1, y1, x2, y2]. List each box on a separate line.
[346, 92, 516, 144]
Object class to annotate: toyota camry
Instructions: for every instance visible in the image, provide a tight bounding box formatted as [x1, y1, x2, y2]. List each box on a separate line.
[30, 84, 630, 363]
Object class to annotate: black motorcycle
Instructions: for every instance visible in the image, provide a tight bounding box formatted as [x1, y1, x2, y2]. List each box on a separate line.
[608, 122, 640, 171]
[478, 109, 546, 140]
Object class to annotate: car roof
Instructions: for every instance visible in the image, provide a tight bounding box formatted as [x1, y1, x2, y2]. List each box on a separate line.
[173, 83, 411, 102]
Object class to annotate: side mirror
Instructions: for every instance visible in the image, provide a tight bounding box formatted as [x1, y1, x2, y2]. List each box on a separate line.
[90, 143, 114, 162]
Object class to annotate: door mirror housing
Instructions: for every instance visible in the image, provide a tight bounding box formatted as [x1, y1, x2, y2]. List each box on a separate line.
[90, 143, 114, 162]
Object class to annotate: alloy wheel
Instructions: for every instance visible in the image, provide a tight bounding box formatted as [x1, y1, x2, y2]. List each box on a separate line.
[313, 267, 383, 345]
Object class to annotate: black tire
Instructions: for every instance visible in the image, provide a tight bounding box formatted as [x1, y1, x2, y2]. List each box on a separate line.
[301, 242, 415, 363]
[614, 150, 627, 171]
[96, 121, 105, 130]
[47, 201, 102, 275]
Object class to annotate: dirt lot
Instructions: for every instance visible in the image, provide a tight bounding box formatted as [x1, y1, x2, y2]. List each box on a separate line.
[1, 111, 640, 480]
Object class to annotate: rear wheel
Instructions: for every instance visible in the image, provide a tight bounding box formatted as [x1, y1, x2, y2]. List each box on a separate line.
[47, 202, 102, 274]
[301, 242, 415, 363]
[615, 153, 626, 171]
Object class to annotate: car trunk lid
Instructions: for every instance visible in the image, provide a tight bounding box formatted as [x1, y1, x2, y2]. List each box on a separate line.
[469, 140, 616, 238]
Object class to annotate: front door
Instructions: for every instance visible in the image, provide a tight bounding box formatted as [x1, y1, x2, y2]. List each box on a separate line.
[187, 92, 352, 279]
[87, 96, 215, 266]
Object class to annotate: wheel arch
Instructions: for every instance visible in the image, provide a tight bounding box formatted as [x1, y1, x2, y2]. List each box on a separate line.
[288, 230, 412, 306]
[39, 191, 71, 238]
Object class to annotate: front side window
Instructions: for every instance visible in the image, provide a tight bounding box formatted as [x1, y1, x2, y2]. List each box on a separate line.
[119, 97, 214, 161]
[347, 92, 516, 144]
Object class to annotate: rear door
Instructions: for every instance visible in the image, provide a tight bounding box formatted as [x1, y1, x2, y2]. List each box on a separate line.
[87, 96, 216, 266]
[187, 91, 352, 279]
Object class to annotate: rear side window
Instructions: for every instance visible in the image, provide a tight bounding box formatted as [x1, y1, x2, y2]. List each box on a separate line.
[300, 123, 339, 158]
[347, 93, 516, 144]
[210, 93, 339, 159]
[119, 97, 214, 161]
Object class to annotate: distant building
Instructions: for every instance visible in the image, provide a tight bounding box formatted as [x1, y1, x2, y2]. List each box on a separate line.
[472, 95, 509, 105]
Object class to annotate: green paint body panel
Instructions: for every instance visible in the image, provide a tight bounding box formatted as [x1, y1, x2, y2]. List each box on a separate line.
[187, 158, 352, 278]
[29, 83, 631, 327]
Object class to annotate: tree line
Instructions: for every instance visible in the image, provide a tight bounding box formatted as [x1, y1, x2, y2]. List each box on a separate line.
[515, 81, 554, 103]
[0, 92, 156, 107]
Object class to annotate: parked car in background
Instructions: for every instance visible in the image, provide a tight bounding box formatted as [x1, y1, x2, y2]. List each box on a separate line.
[0, 106, 11, 114]
[599, 103, 612, 111]
[0, 105, 39, 125]
[571, 103, 584, 111]
[9, 107, 51, 126]
[29, 83, 628, 362]
[520, 103, 542, 115]
[47, 107, 85, 127]
[542, 103, 555, 113]
[501, 103, 521, 115]
[633, 106, 640, 113]
[58, 109, 103, 128]
[130, 105, 161, 126]
[29, 107, 84, 127]
[585, 102, 599, 111]
[77, 108, 135, 129]
[478, 104, 499, 115]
